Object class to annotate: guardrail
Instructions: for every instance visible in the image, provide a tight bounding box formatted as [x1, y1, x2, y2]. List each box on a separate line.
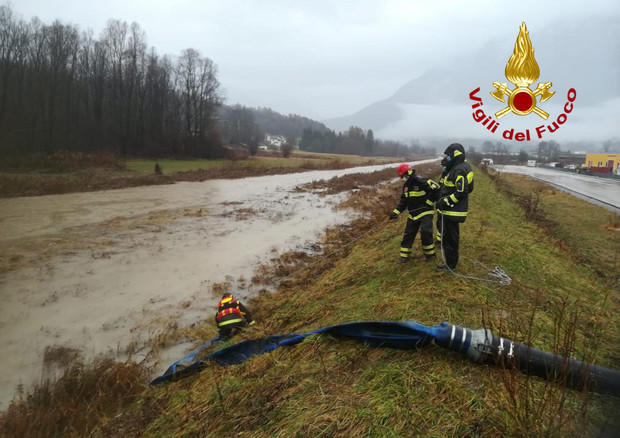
[538, 165, 620, 181]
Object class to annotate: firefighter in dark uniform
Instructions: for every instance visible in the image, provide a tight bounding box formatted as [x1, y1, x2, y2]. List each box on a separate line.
[436, 143, 474, 271]
[435, 157, 449, 246]
[215, 293, 255, 339]
[390, 163, 440, 263]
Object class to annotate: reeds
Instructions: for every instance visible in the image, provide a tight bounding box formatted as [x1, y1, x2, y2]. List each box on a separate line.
[0, 357, 147, 438]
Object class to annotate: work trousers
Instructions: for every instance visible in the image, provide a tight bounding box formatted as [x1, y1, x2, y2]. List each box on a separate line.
[218, 322, 245, 339]
[400, 215, 435, 259]
[439, 216, 460, 269]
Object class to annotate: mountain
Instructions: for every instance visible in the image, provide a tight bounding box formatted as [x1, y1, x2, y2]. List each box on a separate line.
[323, 16, 620, 144]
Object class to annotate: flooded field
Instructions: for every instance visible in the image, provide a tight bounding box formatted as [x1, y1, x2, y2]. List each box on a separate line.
[0, 159, 437, 409]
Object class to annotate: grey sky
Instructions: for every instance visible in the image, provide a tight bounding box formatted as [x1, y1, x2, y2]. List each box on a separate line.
[10, 0, 620, 122]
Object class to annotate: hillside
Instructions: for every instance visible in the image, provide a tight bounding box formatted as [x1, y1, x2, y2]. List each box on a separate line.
[323, 15, 620, 144]
[219, 105, 332, 139]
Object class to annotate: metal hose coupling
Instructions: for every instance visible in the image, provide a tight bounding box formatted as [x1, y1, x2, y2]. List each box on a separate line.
[431, 322, 620, 398]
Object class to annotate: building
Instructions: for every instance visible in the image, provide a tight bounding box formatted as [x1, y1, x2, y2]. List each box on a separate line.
[584, 153, 620, 174]
[263, 134, 286, 149]
[557, 153, 586, 165]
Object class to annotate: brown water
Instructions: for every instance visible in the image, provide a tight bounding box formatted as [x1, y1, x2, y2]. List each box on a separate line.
[0, 159, 436, 409]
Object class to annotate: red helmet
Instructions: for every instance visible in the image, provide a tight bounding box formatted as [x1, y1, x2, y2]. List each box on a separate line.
[397, 163, 411, 178]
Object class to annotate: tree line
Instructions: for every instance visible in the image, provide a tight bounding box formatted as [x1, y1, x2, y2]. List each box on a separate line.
[299, 126, 435, 157]
[0, 5, 225, 158]
[219, 105, 435, 158]
[251, 107, 330, 138]
[218, 104, 327, 156]
[0, 4, 440, 161]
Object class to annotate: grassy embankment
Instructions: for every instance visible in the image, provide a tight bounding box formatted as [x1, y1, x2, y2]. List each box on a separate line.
[0, 151, 399, 198]
[1, 165, 618, 437]
[490, 170, 619, 277]
[125, 151, 394, 174]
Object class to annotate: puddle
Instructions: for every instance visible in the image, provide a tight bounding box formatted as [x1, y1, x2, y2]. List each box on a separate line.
[0, 159, 437, 409]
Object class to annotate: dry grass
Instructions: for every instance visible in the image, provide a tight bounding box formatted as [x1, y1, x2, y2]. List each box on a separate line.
[211, 281, 232, 296]
[0, 357, 147, 438]
[1, 164, 618, 437]
[294, 162, 441, 195]
[0, 207, 203, 274]
[0, 152, 402, 198]
[0, 151, 124, 172]
[0, 170, 174, 198]
[485, 168, 620, 281]
[217, 207, 258, 220]
[42, 346, 81, 369]
[603, 213, 620, 231]
[249, 166, 424, 291]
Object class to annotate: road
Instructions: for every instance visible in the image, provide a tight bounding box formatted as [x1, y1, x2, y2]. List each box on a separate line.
[494, 165, 620, 213]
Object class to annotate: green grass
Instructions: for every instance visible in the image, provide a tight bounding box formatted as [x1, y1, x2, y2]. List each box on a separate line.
[2, 166, 617, 437]
[496, 172, 619, 276]
[124, 152, 394, 175]
[127, 167, 618, 437]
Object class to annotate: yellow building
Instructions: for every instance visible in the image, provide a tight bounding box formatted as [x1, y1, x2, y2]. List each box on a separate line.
[584, 153, 620, 174]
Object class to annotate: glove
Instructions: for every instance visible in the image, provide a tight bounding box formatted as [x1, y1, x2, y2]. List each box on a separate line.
[389, 212, 399, 220]
[248, 320, 256, 326]
[438, 197, 451, 207]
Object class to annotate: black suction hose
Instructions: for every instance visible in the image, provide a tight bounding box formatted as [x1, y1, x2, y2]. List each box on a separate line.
[432, 322, 620, 398]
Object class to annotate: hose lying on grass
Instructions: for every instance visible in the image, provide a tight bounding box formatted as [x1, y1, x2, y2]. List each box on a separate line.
[151, 320, 620, 398]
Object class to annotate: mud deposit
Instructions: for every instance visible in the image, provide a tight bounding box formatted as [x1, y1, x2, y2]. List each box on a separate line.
[0, 160, 437, 409]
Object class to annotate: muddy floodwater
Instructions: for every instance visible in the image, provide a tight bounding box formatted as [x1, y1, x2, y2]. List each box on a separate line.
[0, 159, 437, 409]
[496, 165, 620, 213]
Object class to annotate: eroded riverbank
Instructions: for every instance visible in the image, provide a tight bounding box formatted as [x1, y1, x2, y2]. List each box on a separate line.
[0, 160, 438, 409]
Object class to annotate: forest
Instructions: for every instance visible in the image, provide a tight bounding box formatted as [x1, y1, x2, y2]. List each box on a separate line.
[0, 4, 431, 161]
[0, 5, 227, 158]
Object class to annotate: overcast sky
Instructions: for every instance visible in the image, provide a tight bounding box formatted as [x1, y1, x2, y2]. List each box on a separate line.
[9, 0, 620, 121]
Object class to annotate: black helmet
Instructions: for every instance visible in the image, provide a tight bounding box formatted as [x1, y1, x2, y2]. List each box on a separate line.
[443, 143, 465, 170]
[444, 143, 465, 158]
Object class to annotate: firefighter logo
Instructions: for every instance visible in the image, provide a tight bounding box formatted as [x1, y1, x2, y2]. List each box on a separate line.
[490, 22, 554, 120]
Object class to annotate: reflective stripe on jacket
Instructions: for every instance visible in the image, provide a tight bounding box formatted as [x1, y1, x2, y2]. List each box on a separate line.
[393, 170, 440, 221]
[437, 160, 474, 223]
[215, 295, 253, 327]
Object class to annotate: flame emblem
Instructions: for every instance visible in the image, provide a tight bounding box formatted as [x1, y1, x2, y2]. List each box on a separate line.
[490, 22, 554, 119]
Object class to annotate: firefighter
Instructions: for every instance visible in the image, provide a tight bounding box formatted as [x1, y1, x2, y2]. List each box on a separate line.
[390, 163, 440, 263]
[215, 293, 255, 339]
[435, 157, 449, 246]
[436, 143, 474, 272]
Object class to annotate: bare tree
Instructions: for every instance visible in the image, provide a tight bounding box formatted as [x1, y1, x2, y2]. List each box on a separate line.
[0, 5, 24, 138]
[281, 136, 296, 158]
[176, 48, 222, 156]
[0, 5, 224, 159]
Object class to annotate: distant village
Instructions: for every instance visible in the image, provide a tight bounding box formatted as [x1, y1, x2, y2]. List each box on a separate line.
[481, 151, 620, 176]
[258, 134, 297, 152]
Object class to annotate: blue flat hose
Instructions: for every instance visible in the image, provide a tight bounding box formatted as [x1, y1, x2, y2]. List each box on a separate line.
[152, 320, 620, 398]
[151, 321, 433, 385]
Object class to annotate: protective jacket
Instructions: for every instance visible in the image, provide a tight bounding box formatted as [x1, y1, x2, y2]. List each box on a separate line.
[437, 159, 474, 223]
[215, 294, 253, 329]
[393, 169, 440, 221]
